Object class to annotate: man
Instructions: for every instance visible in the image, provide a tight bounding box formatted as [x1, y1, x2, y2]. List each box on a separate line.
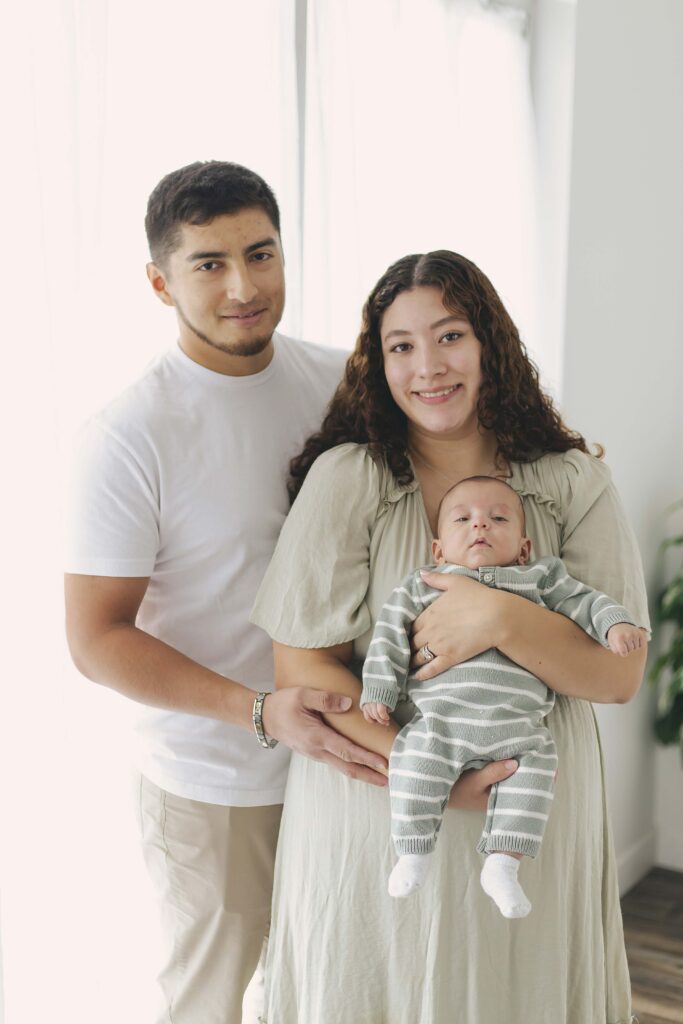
[64, 160, 388, 1023]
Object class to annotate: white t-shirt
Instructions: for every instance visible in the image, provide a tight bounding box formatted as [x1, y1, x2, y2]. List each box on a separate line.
[66, 333, 347, 806]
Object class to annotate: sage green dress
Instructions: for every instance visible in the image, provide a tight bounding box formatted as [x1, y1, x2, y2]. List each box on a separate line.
[251, 443, 650, 1024]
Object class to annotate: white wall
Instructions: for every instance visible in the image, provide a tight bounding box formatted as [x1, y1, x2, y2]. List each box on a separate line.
[559, 0, 683, 887]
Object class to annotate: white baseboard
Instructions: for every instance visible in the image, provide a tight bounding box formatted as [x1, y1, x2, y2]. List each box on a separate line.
[617, 829, 656, 896]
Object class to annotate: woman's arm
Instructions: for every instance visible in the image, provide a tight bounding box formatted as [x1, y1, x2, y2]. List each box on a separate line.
[273, 640, 520, 806]
[496, 588, 647, 702]
[273, 640, 398, 761]
[411, 574, 647, 703]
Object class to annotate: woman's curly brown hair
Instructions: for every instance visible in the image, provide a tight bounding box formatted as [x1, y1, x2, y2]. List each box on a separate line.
[289, 251, 595, 503]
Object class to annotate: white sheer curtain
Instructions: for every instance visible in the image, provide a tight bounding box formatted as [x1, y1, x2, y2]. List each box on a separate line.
[1, 4, 299, 1022]
[301, 0, 538, 352]
[0, 2, 538, 1022]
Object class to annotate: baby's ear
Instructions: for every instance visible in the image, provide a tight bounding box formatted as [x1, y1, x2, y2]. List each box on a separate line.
[517, 538, 532, 565]
[432, 538, 444, 564]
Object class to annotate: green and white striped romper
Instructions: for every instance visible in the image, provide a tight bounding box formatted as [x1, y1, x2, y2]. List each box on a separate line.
[361, 556, 634, 859]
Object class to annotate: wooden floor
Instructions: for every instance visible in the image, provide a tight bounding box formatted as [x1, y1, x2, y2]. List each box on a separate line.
[622, 867, 683, 1023]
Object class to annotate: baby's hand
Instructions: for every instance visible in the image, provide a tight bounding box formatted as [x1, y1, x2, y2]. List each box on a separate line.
[362, 701, 392, 726]
[607, 623, 645, 656]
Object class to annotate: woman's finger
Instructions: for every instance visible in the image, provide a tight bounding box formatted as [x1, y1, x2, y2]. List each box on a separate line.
[411, 606, 437, 644]
[477, 759, 519, 791]
[410, 622, 434, 656]
[418, 569, 451, 591]
[413, 654, 450, 681]
[448, 759, 519, 810]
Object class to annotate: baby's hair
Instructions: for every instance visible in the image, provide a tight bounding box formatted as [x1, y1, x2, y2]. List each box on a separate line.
[436, 476, 526, 537]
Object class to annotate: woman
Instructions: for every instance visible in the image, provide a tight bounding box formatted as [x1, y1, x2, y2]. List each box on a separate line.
[251, 251, 649, 1023]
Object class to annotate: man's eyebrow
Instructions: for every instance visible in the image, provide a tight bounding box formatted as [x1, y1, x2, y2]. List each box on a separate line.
[186, 250, 227, 262]
[383, 314, 469, 343]
[185, 237, 277, 263]
[244, 236, 277, 255]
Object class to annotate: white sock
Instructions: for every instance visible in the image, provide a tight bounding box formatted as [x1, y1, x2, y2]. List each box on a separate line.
[480, 853, 531, 919]
[388, 853, 432, 898]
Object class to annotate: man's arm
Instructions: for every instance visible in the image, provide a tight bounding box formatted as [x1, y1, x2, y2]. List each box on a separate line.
[273, 640, 519, 805]
[64, 573, 389, 784]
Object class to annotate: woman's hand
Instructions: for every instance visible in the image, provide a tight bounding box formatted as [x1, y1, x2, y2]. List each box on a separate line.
[411, 572, 507, 680]
[448, 759, 518, 810]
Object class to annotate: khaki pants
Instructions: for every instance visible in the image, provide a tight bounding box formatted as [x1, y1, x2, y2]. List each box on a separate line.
[138, 774, 282, 1024]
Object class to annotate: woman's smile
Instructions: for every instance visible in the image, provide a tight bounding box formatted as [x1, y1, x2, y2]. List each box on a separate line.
[381, 285, 482, 437]
[412, 382, 464, 403]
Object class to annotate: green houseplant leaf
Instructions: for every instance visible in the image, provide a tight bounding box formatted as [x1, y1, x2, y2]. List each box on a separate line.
[654, 692, 683, 746]
[650, 512, 683, 757]
[659, 577, 683, 625]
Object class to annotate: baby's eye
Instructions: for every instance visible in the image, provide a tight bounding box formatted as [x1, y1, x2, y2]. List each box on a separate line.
[455, 516, 469, 522]
[492, 515, 508, 522]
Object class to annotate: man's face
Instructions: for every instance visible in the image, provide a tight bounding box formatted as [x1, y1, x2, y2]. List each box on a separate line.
[147, 207, 285, 374]
[433, 479, 531, 569]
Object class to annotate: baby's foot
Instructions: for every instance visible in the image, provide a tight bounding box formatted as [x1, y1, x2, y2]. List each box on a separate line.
[480, 853, 531, 919]
[388, 853, 432, 897]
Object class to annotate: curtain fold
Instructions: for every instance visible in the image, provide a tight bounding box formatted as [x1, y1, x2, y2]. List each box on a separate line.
[301, 0, 539, 351]
[1, 5, 299, 1022]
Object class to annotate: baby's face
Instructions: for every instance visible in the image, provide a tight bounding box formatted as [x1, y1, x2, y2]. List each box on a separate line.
[433, 479, 531, 569]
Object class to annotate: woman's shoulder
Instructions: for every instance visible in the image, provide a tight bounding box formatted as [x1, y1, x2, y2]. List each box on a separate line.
[306, 442, 377, 486]
[306, 443, 416, 504]
[510, 449, 612, 522]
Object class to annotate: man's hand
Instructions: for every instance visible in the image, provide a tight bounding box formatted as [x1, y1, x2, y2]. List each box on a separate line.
[261, 687, 389, 786]
[448, 759, 518, 810]
[411, 571, 506, 680]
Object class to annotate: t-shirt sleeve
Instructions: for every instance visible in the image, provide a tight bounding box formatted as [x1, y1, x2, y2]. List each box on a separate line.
[250, 444, 380, 647]
[64, 419, 159, 577]
[546, 450, 650, 634]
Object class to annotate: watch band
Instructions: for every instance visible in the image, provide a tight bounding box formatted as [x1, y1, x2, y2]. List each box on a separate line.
[253, 691, 278, 749]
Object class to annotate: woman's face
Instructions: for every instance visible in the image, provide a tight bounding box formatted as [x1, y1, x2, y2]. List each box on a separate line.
[380, 286, 483, 440]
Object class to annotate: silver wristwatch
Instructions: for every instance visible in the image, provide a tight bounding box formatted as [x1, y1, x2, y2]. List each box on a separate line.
[252, 691, 278, 749]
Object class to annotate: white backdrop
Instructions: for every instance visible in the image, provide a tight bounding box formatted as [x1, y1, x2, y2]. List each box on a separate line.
[0, 2, 537, 1021]
[301, 0, 538, 352]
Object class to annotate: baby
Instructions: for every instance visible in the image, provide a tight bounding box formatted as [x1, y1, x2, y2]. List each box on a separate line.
[361, 475, 644, 918]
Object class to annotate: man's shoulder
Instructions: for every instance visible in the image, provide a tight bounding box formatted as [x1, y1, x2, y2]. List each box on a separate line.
[83, 350, 179, 445]
[275, 332, 348, 381]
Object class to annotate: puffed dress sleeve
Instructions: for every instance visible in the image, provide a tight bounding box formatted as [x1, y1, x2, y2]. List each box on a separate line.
[250, 443, 381, 647]
[543, 450, 651, 634]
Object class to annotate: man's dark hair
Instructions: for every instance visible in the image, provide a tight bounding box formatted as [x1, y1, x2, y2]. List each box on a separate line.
[145, 160, 281, 266]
